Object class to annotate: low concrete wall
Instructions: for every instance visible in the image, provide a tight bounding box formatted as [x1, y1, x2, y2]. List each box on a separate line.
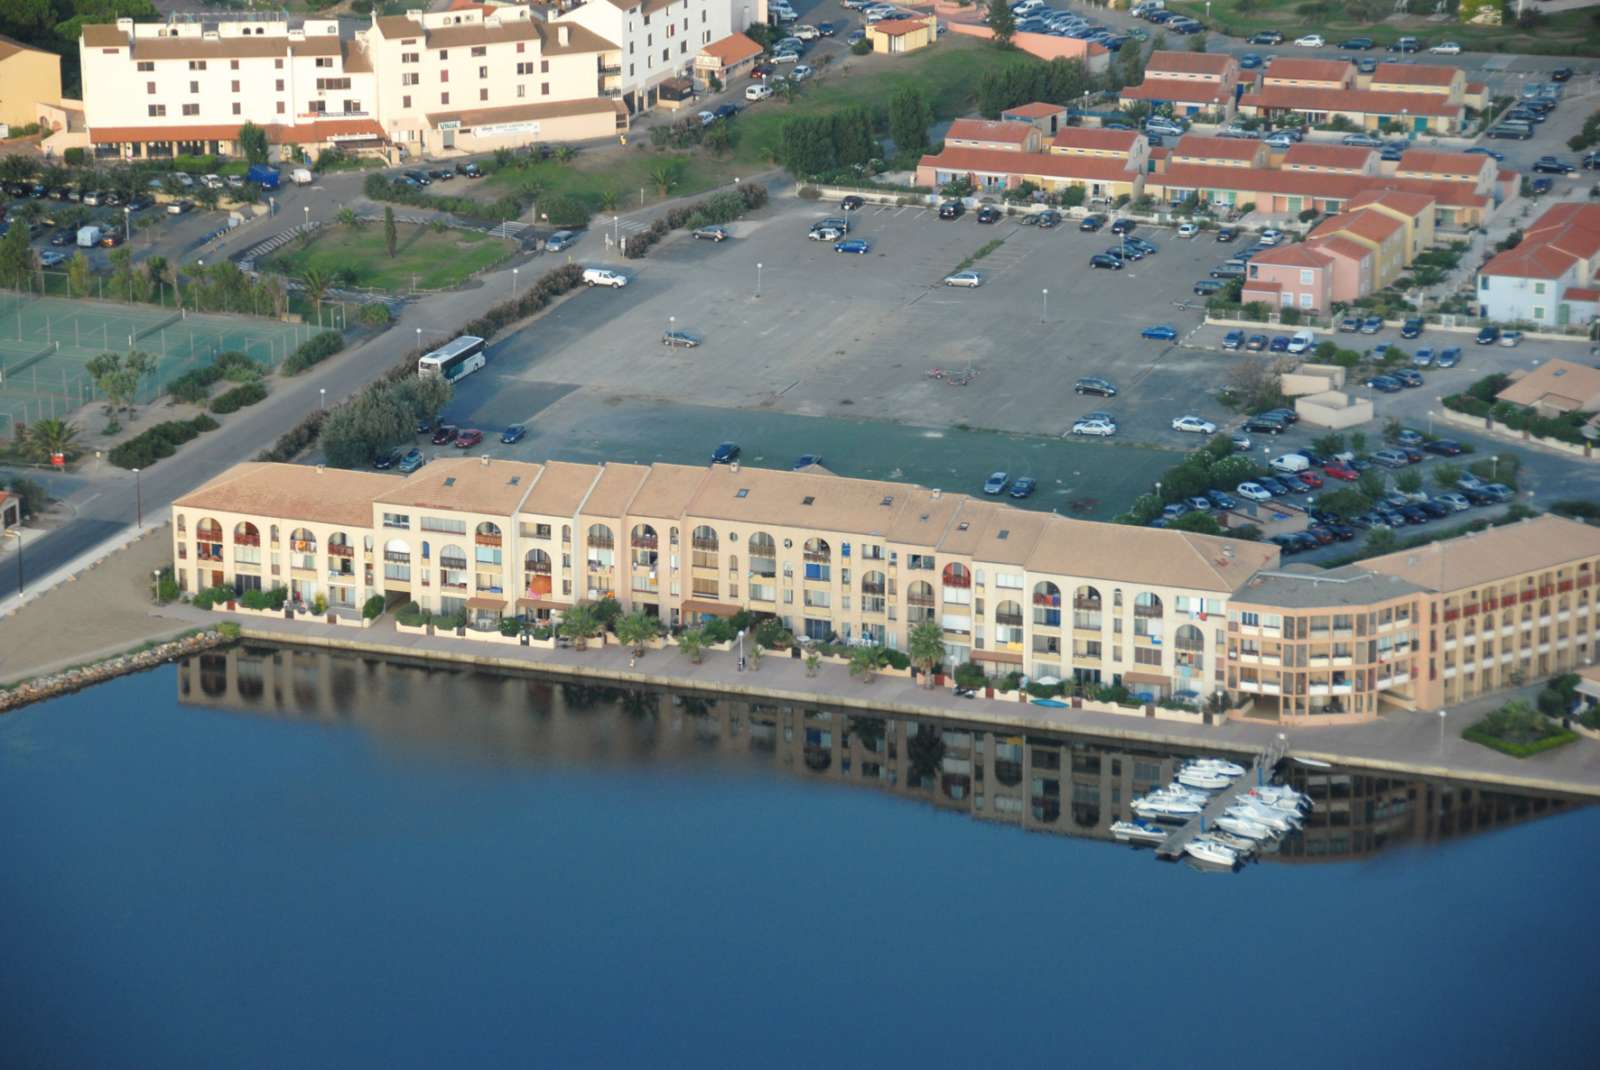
[1296, 391, 1374, 429]
[1441, 407, 1597, 460]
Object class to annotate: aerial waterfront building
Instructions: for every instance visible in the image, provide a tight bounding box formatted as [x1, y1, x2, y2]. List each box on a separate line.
[172, 460, 1600, 723]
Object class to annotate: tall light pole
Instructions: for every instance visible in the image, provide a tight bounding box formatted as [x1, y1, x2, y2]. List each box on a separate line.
[614, 215, 620, 246]
[132, 467, 142, 530]
[303, 205, 310, 229]
[1041, 287, 1048, 323]
[7, 530, 20, 595]
[756, 262, 763, 298]
[1491, 454, 1499, 481]
[1438, 708, 1447, 756]
[512, 266, 519, 299]
[123, 205, 130, 248]
[319, 387, 326, 411]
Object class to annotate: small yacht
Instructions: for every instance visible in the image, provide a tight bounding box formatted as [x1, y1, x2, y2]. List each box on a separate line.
[1186, 757, 1247, 778]
[1184, 839, 1239, 866]
[1236, 796, 1304, 823]
[1111, 819, 1169, 845]
[1147, 783, 1210, 805]
[1215, 815, 1273, 841]
[1132, 796, 1203, 820]
[1207, 831, 1257, 854]
[1248, 786, 1312, 811]
[1177, 768, 1233, 791]
[1226, 805, 1294, 833]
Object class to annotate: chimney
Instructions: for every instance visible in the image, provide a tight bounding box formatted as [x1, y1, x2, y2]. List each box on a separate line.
[558, 24, 570, 46]
[729, 461, 740, 472]
[480, 455, 490, 466]
[315, 464, 324, 473]
[931, 488, 941, 498]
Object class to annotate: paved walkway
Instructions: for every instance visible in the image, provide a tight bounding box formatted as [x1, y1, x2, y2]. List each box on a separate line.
[148, 602, 1600, 798]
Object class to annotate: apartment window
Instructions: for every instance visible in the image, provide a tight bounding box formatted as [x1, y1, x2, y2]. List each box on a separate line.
[517, 42, 525, 53]
[307, 100, 326, 115]
[275, 79, 284, 91]
[541, 82, 550, 96]
[276, 101, 285, 113]
[471, 46, 487, 57]
[316, 57, 333, 68]
[541, 59, 549, 73]
[189, 81, 199, 93]
[1534, 282, 1546, 295]
[440, 69, 449, 82]
[438, 49, 448, 59]
[383, 513, 411, 529]
[402, 72, 419, 86]
[478, 65, 488, 79]
[137, 61, 153, 72]
[147, 81, 156, 94]
[1299, 269, 1313, 284]
[1134, 647, 1161, 666]
[479, 88, 488, 101]
[516, 62, 533, 75]
[516, 85, 525, 98]
[1533, 306, 1546, 320]
[275, 59, 283, 69]
[316, 78, 351, 91]
[188, 60, 207, 70]
[231, 80, 239, 92]
[148, 104, 166, 117]
[681, 41, 687, 54]
[441, 92, 450, 104]
[402, 95, 412, 108]
[232, 102, 241, 115]
[403, 52, 419, 63]
[182, 103, 199, 116]
[662, 49, 668, 61]
[230, 59, 239, 70]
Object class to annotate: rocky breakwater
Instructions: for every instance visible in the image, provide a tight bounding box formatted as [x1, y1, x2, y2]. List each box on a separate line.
[0, 628, 230, 714]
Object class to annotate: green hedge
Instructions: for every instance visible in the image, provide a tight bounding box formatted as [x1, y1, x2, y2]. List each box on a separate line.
[191, 585, 234, 610]
[211, 380, 269, 414]
[281, 330, 345, 375]
[168, 351, 260, 404]
[362, 173, 524, 221]
[240, 586, 288, 611]
[1462, 724, 1578, 758]
[625, 183, 768, 260]
[395, 601, 431, 627]
[108, 415, 220, 469]
[363, 594, 386, 620]
[256, 410, 326, 462]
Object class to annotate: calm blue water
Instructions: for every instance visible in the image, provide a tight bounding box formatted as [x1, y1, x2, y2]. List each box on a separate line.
[1, 656, 1597, 1070]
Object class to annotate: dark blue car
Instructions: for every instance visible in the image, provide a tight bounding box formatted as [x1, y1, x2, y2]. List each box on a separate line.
[500, 424, 526, 444]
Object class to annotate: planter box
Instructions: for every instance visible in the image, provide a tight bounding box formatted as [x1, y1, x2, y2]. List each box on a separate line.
[878, 665, 912, 679]
[395, 621, 431, 636]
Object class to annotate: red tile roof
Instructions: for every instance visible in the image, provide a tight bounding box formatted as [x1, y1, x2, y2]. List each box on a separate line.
[1050, 127, 1140, 154]
[947, 118, 1035, 145]
[873, 17, 931, 36]
[1242, 280, 1283, 296]
[699, 31, 762, 66]
[1525, 202, 1600, 237]
[1250, 244, 1332, 270]
[1312, 209, 1405, 245]
[1003, 102, 1067, 119]
[1565, 287, 1600, 301]
[918, 145, 1137, 183]
[1121, 77, 1233, 104]
[1264, 57, 1353, 84]
[1145, 50, 1235, 77]
[90, 118, 385, 145]
[1240, 85, 1464, 118]
[1371, 63, 1458, 87]
[1148, 162, 1489, 209]
[1306, 234, 1373, 264]
[1282, 143, 1374, 171]
[1171, 134, 1261, 162]
[1345, 188, 1436, 217]
[1396, 149, 1489, 178]
[1480, 242, 1580, 280]
[1480, 202, 1600, 281]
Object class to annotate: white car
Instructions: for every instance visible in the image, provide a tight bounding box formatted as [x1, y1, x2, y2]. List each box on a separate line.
[1286, 329, 1315, 354]
[943, 271, 982, 288]
[200, 174, 224, 190]
[1259, 228, 1285, 245]
[1294, 34, 1325, 47]
[1430, 41, 1461, 55]
[791, 64, 814, 81]
[581, 267, 628, 288]
[793, 24, 820, 40]
[1236, 482, 1272, 502]
[771, 50, 800, 64]
[1171, 415, 1217, 434]
[1177, 222, 1199, 238]
[696, 110, 717, 126]
[745, 84, 772, 102]
[1071, 418, 1117, 437]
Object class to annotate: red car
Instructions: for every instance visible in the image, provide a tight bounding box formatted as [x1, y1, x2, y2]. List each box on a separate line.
[1323, 461, 1359, 481]
[750, 63, 773, 81]
[454, 428, 484, 449]
[431, 424, 458, 445]
[1296, 470, 1324, 489]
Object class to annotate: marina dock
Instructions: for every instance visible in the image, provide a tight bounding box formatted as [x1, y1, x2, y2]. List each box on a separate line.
[1155, 736, 1292, 862]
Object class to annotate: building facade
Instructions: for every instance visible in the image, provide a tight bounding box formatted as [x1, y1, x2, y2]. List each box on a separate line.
[0, 32, 63, 129]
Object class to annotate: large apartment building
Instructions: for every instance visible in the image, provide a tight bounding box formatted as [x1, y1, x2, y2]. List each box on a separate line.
[80, 2, 759, 160]
[172, 459, 1600, 724]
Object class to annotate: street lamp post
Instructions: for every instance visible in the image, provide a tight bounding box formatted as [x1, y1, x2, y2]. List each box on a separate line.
[512, 267, 519, 299]
[132, 467, 143, 530]
[1438, 709, 1448, 756]
[1491, 454, 1499, 481]
[737, 628, 746, 671]
[304, 205, 310, 229]
[320, 387, 326, 411]
[1041, 287, 1049, 323]
[614, 215, 621, 246]
[756, 262, 763, 298]
[416, 327, 422, 353]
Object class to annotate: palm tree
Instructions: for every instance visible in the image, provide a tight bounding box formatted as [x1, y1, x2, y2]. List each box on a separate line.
[519, 177, 546, 219]
[647, 159, 680, 199]
[558, 600, 601, 650]
[144, 255, 170, 306]
[554, 145, 577, 163]
[300, 266, 333, 325]
[677, 626, 707, 665]
[335, 207, 363, 230]
[597, 187, 620, 212]
[848, 645, 884, 684]
[908, 620, 946, 689]
[615, 610, 660, 657]
[804, 651, 821, 678]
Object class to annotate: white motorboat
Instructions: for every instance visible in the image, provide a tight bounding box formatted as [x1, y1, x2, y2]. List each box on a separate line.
[1215, 815, 1273, 840]
[1111, 819, 1169, 845]
[1177, 768, 1233, 791]
[1226, 805, 1294, 833]
[1184, 839, 1239, 866]
[1248, 786, 1312, 811]
[1147, 783, 1210, 805]
[1186, 757, 1246, 778]
[1206, 831, 1257, 854]
[1132, 796, 1203, 820]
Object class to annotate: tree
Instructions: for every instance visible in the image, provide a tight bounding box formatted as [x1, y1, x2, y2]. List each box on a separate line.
[0, 222, 34, 288]
[908, 620, 946, 688]
[384, 205, 397, 259]
[238, 121, 269, 166]
[144, 255, 170, 305]
[647, 159, 681, 198]
[1168, 511, 1224, 535]
[1395, 468, 1424, 494]
[1358, 469, 1388, 502]
[20, 418, 78, 463]
[1189, 32, 1208, 52]
[988, 0, 1015, 47]
[300, 266, 333, 325]
[336, 207, 362, 231]
[67, 250, 91, 297]
[1349, 431, 1368, 454]
[558, 601, 602, 650]
[678, 625, 707, 664]
[85, 351, 156, 413]
[1312, 432, 1347, 457]
[616, 610, 660, 656]
[1433, 463, 1463, 489]
[1316, 488, 1371, 519]
[1365, 528, 1398, 554]
[849, 645, 885, 683]
[887, 86, 932, 161]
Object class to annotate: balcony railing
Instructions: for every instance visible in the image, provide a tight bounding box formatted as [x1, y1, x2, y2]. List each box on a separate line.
[861, 584, 887, 598]
[587, 536, 615, 550]
[943, 574, 971, 589]
[631, 533, 658, 549]
[1134, 604, 1164, 618]
[907, 594, 935, 608]
[995, 614, 1024, 628]
[234, 533, 260, 547]
[328, 544, 354, 558]
[1073, 597, 1101, 611]
[691, 538, 719, 552]
[476, 533, 502, 547]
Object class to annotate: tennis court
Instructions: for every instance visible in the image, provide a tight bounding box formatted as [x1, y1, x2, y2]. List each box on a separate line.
[0, 292, 317, 437]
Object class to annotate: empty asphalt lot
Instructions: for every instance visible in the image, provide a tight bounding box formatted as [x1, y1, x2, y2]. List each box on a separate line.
[463, 195, 1245, 446]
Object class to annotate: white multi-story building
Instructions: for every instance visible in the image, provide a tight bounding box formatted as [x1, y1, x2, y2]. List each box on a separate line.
[79, 2, 762, 161]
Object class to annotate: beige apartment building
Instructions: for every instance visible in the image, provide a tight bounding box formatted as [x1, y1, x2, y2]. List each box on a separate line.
[172, 461, 1600, 722]
[0, 33, 63, 130]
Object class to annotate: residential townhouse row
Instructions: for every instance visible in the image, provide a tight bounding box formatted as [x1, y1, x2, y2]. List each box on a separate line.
[79, 0, 763, 161]
[171, 457, 1600, 725]
[1477, 202, 1600, 327]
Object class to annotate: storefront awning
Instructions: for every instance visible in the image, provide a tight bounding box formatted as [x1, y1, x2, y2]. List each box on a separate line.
[681, 599, 741, 619]
[516, 597, 568, 611]
[971, 649, 1024, 665]
[1123, 671, 1169, 686]
[466, 596, 507, 611]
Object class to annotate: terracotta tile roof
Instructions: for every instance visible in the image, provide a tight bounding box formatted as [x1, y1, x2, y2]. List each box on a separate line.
[918, 145, 1137, 183]
[1345, 188, 1435, 216]
[698, 31, 762, 67]
[1525, 202, 1600, 236]
[1467, 81, 1486, 95]
[90, 118, 386, 145]
[0, 32, 51, 60]
[1250, 243, 1332, 269]
[1049, 127, 1139, 154]
[1396, 149, 1489, 178]
[947, 118, 1035, 145]
[1171, 134, 1261, 162]
[80, 24, 129, 48]
[175, 463, 401, 528]
[1306, 234, 1372, 264]
[579, 463, 653, 520]
[543, 21, 618, 54]
[1496, 360, 1600, 412]
[872, 18, 933, 37]
[1024, 519, 1280, 593]
[1121, 77, 1233, 104]
[1149, 145, 1169, 161]
[626, 464, 711, 520]
[1003, 102, 1066, 118]
[1243, 279, 1282, 295]
[1148, 163, 1489, 210]
[343, 40, 373, 75]
[519, 461, 603, 518]
[1144, 50, 1234, 77]
[1240, 85, 1463, 118]
[1312, 208, 1404, 245]
[374, 458, 547, 515]
[1365, 514, 1600, 592]
[1565, 286, 1600, 301]
[1479, 241, 1580, 280]
[425, 96, 623, 129]
[1370, 63, 1458, 87]
[1282, 143, 1374, 171]
[1263, 57, 1353, 84]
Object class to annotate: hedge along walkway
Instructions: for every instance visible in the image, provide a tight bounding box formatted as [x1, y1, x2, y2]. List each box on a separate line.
[261, 223, 518, 292]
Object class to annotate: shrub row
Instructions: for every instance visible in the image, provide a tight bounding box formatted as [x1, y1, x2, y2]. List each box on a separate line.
[109, 415, 220, 469]
[191, 585, 236, 610]
[167, 351, 261, 405]
[363, 594, 386, 620]
[256, 410, 327, 463]
[240, 587, 288, 611]
[211, 380, 269, 414]
[362, 173, 523, 221]
[281, 330, 345, 375]
[624, 183, 768, 260]
[453, 262, 586, 345]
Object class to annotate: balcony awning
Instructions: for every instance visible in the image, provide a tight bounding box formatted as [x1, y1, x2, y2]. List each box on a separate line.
[466, 596, 507, 611]
[971, 650, 1024, 665]
[516, 597, 568, 611]
[682, 599, 741, 619]
[1123, 671, 1170, 686]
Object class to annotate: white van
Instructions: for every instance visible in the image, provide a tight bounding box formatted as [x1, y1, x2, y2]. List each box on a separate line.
[745, 84, 772, 102]
[76, 225, 103, 247]
[291, 168, 314, 186]
[1269, 453, 1310, 475]
[1286, 329, 1316, 354]
[582, 267, 628, 288]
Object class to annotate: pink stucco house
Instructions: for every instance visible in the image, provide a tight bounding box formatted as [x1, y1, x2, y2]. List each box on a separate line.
[1242, 244, 1335, 313]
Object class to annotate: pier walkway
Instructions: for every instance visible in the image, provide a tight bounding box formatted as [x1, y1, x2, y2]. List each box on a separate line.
[1155, 736, 1293, 861]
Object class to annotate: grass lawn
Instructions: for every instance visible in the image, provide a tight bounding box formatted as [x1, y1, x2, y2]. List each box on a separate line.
[486, 150, 742, 214]
[1462, 700, 1579, 758]
[263, 223, 515, 292]
[1170, 1, 1600, 56]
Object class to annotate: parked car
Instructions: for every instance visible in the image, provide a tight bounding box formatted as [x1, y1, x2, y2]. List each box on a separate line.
[582, 267, 627, 287]
[1079, 213, 1105, 231]
[1141, 324, 1178, 341]
[662, 330, 701, 348]
[791, 453, 823, 470]
[692, 224, 731, 242]
[1365, 375, 1402, 393]
[983, 472, 1010, 495]
[545, 230, 580, 252]
[453, 429, 484, 449]
[1242, 415, 1286, 435]
[1500, 329, 1524, 347]
[1372, 449, 1411, 468]
[500, 425, 526, 444]
[1392, 369, 1424, 388]
[1324, 461, 1359, 481]
[1037, 210, 1062, 229]
[1533, 155, 1575, 174]
[1436, 347, 1461, 368]
[1246, 334, 1268, 352]
[1215, 226, 1238, 243]
[1070, 418, 1117, 437]
[1269, 335, 1292, 353]
[1222, 329, 1245, 350]
[1171, 415, 1217, 435]
[1424, 439, 1463, 457]
[1090, 253, 1122, 270]
[1237, 482, 1272, 502]
[1110, 218, 1136, 235]
[431, 425, 459, 445]
[976, 205, 1002, 224]
[1207, 489, 1238, 510]
[1360, 314, 1384, 334]
[1475, 325, 1500, 345]
[834, 238, 870, 254]
[1009, 477, 1037, 499]
[711, 441, 740, 464]
[1294, 33, 1325, 47]
[938, 200, 964, 220]
[943, 271, 983, 288]
[1178, 222, 1200, 238]
[1249, 31, 1285, 44]
[1193, 279, 1224, 296]
[396, 448, 425, 473]
[1073, 376, 1117, 397]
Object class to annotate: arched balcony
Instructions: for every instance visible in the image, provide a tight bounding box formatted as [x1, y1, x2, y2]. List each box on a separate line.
[691, 524, 719, 570]
[288, 527, 317, 572]
[1073, 585, 1102, 630]
[861, 570, 887, 615]
[327, 531, 354, 577]
[231, 521, 260, 566]
[524, 547, 553, 598]
[995, 599, 1024, 650]
[907, 580, 936, 624]
[195, 518, 223, 563]
[1033, 580, 1062, 627]
[803, 537, 830, 581]
[438, 543, 469, 592]
[1174, 623, 1204, 671]
[748, 531, 777, 578]
[383, 538, 411, 583]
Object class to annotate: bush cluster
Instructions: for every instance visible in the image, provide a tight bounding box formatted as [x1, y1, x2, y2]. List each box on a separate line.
[256, 410, 327, 463]
[166, 351, 261, 404]
[362, 594, 387, 620]
[395, 601, 432, 627]
[361, 173, 523, 221]
[210, 381, 269, 415]
[109, 415, 220, 469]
[455, 262, 586, 341]
[624, 183, 767, 260]
[239, 587, 289, 611]
[191, 585, 235, 610]
[281, 330, 345, 375]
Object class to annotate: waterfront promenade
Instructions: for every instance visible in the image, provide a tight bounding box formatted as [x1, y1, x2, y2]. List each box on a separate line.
[151, 603, 1600, 799]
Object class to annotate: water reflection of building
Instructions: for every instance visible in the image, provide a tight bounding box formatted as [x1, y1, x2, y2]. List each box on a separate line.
[179, 645, 1575, 861]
